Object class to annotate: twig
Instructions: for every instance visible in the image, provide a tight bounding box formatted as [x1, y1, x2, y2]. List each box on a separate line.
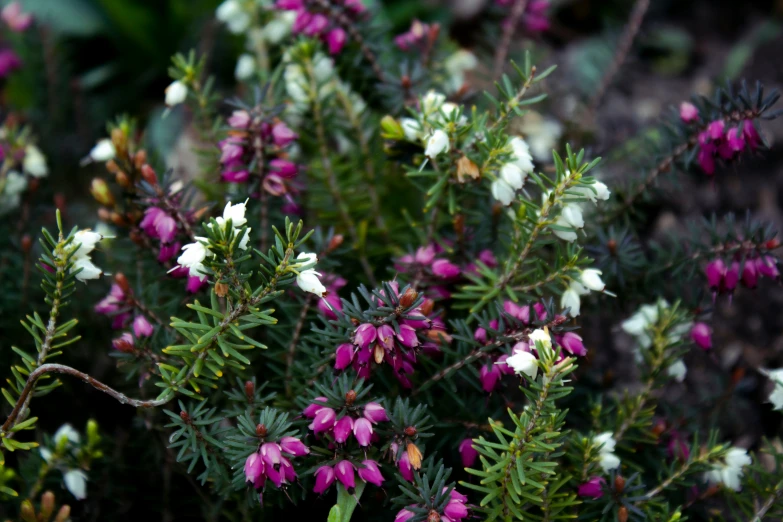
[588, 0, 650, 112]
[285, 296, 313, 397]
[752, 482, 783, 521]
[493, 0, 530, 80]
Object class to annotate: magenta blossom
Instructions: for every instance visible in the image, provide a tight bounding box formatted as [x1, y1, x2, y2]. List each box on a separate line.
[2, 2, 32, 32]
[559, 332, 586, 356]
[578, 476, 605, 499]
[690, 322, 712, 350]
[309, 407, 336, 434]
[132, 316, 154, 337]
[479, 363, 501, 393]
[313, 465, 335, 494]
[333, 415, 354, 444]
[680, 102, 699, 123]
[279, 436, 309, 457]
[357, 459, 385, 486]
[334, 460, 356, 490]
[353, 418, 373, 446]
[0, 48, 21, 78]
[363, 402, 388, 423]
[459, 438, 478, 468]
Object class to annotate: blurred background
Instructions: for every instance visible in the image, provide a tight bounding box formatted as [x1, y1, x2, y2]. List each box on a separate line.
[2, 0, 783, 519]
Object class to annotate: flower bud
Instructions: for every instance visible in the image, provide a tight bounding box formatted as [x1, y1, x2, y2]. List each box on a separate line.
[20, 500, 35, 522]
[21, 233, 32, 253]
[90, 178, 115, 206]
[309, 407, 336, 433]
[560, 332, 586, 357]
[618, 506, 629, 522]
[459, 438, 478, 468]
[363, 402, 388, 423]
[690, 322, 712, 350]
[279, 436, 308, 457]
[335, 343, 355, 370]
[141, 164, 158, 185]
[380, 115, 405, 140]
[260, 442, 282, 467]
[244, 380, 254, 399]
[399, 287, 418, 308]
[354, 323, 377, 350]
[335, 460, 356, 490]
[679, 102, 699, 123]
[577, 476, 604, 499]
[406, 442, 422, 469]
[333, 415, 354, 443]
[353, 418, 373, 446]
[214, 281, 229, 297]
[313, 465, 335, 494]
[115, 170, 131, 188]
[54, 506, 71, 522]
[41, 491, 56, 519]
[397, 450, 414, 481]
[134, 149, 147, 169]
[114, 272, 130, 293]
[614, 475, 626, 493]
[357, 459, 385, 486]
[328, 234, 344, 252]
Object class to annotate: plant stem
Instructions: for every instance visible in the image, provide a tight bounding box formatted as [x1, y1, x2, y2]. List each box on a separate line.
[752, 482, 783, 521]
[492, 0, 530, 80]
[285, 296, 313, 398]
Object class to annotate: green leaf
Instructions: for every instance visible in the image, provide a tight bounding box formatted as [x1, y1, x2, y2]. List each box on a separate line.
[333, 481, 365, 522]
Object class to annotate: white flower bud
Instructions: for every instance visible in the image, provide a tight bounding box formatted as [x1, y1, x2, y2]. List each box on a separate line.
[297, 268, 326, 297]
[72, 230, 102, 259]
[560, 288, 581, 317]
[580, 269, 605, 292]
[424, 129, 449, 158]
[216, 0, 250, 34]
[593, 432, 621, 472]
[500, 162, 526, 190]
[528, 328, 552, 351]
[89, 139, 116, 162]
[296, 252, 318, 268]
[505, 351, 538, 379]
[235, 53, 256, 81]
[23, 145, 48, 178]
[509, 136, 534, 173]
[666, 359, 687, 383]
[491, 178, 515, 206]
[400, 118, 422, 141]
[72, 257, 102, 281]
[421, 90, 446, 114]
[64, 469, 88, 500]
[54, 423, 81, 445]
[165, 80, 188, 107]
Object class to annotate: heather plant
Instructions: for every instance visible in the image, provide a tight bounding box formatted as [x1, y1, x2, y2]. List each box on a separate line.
[1, 1, 783, 521]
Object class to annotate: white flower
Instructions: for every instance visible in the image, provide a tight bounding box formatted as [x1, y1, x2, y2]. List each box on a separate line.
[89, 139, 116, 162]
[176, 241, 209, 280]
[505, 351, 538, 379]
[500, 163, 526, 190]
[400, 118, 422, 141]
[296, 252, 318, 269]
[528, 328, 552, 351]
[216, 0, 250, 34]
[72, 230, 102, 259]
[491, 179, 515, 206]
[574, 181, 611, 203]
[667, 359, 687, 383]
[262, 11, 296, 43]
[297, 269, 326, 297]
[4, 170, 27, 196]
[444, 49, 477, 92]
[761, 368, 783, 410]
[237, 228, 251, 250]
[235, 53, 256, 81]
[552, 215, 578, 242]
[421, 90, 446, 115]
[217, 200, 248, 229]
[72, 258, 102, 281]
[54, 424, 81, 446]
[40, 447, 53, 462]
[23, 145, 48, 178]
[165, 80, 188, 107]
[580, 269, 605, 292]
[561, 288, 581, 317]
[63, 469, 88, 500]
[509, 137, 534, 174]
[424, 130, 449, 158]
[593, 432, 621, 472]
[436, 102, 468, 126]
[705, 447, 751, 491]
[559, 204, 584, 229]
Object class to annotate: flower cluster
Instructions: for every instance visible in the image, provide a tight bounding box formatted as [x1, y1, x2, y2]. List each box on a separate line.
[491, 136, 535, 206]
[705, 255, 779, 298]
[64, 230, 105, 282]
[243, 436, 309, 494]
[395, 244, 497, 299]
[221, 108, 301, 213]
[621, 299, 692, 378]
[592, 432, 620, 473]
[0, 121, 49, 215]
[495, 0, 550, 34]
[549, 180, 611, 242]
[398, 90, 466, 154]
[560, 268, 606, 317]
[395, 487, 470, 522]
[704, 447, 752, 491]
[276, 0, 365, 55]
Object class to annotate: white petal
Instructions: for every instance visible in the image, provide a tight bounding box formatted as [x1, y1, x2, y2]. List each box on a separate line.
[580, 269, 605, 292]
[64, 469, 88, 500]
[506, 351, 538, 379]
[500, 163, 525, 190]
[491, 178, 515, 206]
[666, 360, 687, 383]
[599, 452, 621, 472]
[424, 130, 449, 158]
[23, 145, 48, 178]
[89, 139, 116, 162]
[560, 289, 581, 317]
[165, 81, 188, 107]
[235, 53, 256, 81]
[55, 424, 81, 445]
[297, 269, 326, 296]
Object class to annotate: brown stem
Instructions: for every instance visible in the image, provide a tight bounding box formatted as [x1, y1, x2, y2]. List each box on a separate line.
[285, 296, 313, 397]
[493, 0, 530, 80]
[588, 0, 650, 112]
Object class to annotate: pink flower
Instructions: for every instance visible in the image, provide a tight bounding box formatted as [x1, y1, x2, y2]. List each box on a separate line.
[533, 302, 547, 321]
[310, 407, 336, 433]
[221, 168, 250, 183]
[276, 0, 303, 9]
[724, 261, 739, 292]
[742, 120, 762, 150]
[244, 452, 264, 484]
[112, 332, 134, 352]
[95, 284, 126, 314]
[353, 418, 373, 446]
[432, 259, 461, 279]
[271, 122, 298, 147]
[2, 2, 32, 32]
[577, 476, 604, 499]
[707, 120, 725, 141]
[279, 436, 309, 457]
[479, 363, 501, 393]
[262, 173, 287, 196]
[560, 332, 586, 356]
[0, 48, 21, 78]
[158, 242, 181, 263]
[326, 28, 347, 55]
[741, 259, 758, 288]
[398, 450, 414, 482]
[395, 508, 415, 522]
[397, 324, 419, 348]
[318, 292, 343, 319]
[690, 322, 712, 350]
[667, 432, 690, 462]
[377, 324, 395, 349]
[679, 102, 699, 123]
[333, 415, 354, 444]
[186, 275, 208, 293]
[354, 323, 377, 349]
[698, 147, 715, 175]
[313, 465, 334, 494]
[444, 498, 469, 520]
[503, 300, 530, 323]
[303, 13, 328, 36]
[260, 442, 282, 467]
[756, 256, 779, 279]
[705, 259, 726, 290]
[335, 460, 356, 490]
[357, 459, 385, 486]
[132, 316, 154, 337]
[363, 402, 388, 423]
[227, 110, 251, 128]
[280, 456, 297, 482]
[292, 9, 313, 33]
[334, 343, 355, 370]
[459, 438, 478, 468]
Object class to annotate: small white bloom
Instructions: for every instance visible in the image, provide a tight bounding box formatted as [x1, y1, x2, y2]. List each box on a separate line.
[297, 268, 326, 297]
[593, 432, 621, 472]
[580, 269, 605, 292]
[89, 138, 116, 162]
[444, 49, 477, 92]
[284, 63, 309, 104]
[436, 102, 467, 126]
[561, 288, 581, 317]
[54, 424, 81, 446]
[500, 163, 526, 190]
[216, 0, 250, 34]
[508, 136, 534, 174]
[72, 257, 102, 282]
[761, 368, 783, 410]
[296, 252, 318, 268]
[63, 469, 88, 500]
[667, 359, 687, 383]
[165, 80, 188, 107]
[528, 328, 552, 351]
[705, 447, 751, 491]
[263, 11, 296, 43]
[400, 118, 422, 141]
[218, 200, 248, 229]
[72, 230, 102, 259]
[559, 204, 584, 229]
[491, 178, 515, 206]
[23, 145, 48, 178]
[177, 241, 209, 279]
[575, 181, 611, 203]
[40, 447, 53, 462]
[4, 170, 27, 196]
[235, 53, 256, 81]
[505, 351, 538, 379]
[552, 216, 578, 242]
[598, 452, 621, 472]
[421, 90, 446, 115]
[424, 130, 449, 158]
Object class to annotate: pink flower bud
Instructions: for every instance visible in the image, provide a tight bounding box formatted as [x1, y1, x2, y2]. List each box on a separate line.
[503, 300, 530, 323]
[262, 173, 287, 196]
[415, 245, 436, 265]
[333, 415, 354, 443]
[186, 275, 208, 293]
[577, 476, 604, 499]
[458, 438, 478, 468]
[474, 327, 487, 344]
[353, 418, 373, 446]
[275, 0, 303, 9]
[512, 341, 531, 354]
[269, 158, 298, 179]
[304, 13, 328, 36]
[432, 259, 461, 278]
[357, 459, 385, 486]
[698, 147, 715, 175]
[724, 261, 739, 291]
[444, 499, 469, 520]
[326, 27, 347, 55]
[690, 322, 712, 351]
[158, 241, 181, 263]
[279, 436, 309, 457]
[726, 127, 745, 153]
[741, 259, 758, 288]
[395, 508, 415, 522]
[260, 442, 282, 467]
[220, 140, 245, 164]
[354, 323, 377, 349]
[679, 102, 698, 123]
[334, 343, 355, 370]
[533, 302, 547, 321]
[708, 120, 725, 140]
[112, 332, 134, 352]
[313, 465, 335, 494]
[221, 168, 250, 183]
[2, 3, 33, 33]
[132, 315, 154, 337]
[496, 354, 514, 375]
[377, 324, 395, 349]
[363, 402, 388, 423]
[479, 363, 501, 393]
[271, 122, 298, 147]
[742, 120, 762, 150]
[244, 452, 265, 484]
[705, 259, 726, 289]
[309, 407, 336, 433]
[560, 332, 586, 356]
[335, 460, 356, 490]
[396, 324, 419, 348]
[280, 456, 297, 482]
[303, 398, 328, 418]
[397, 451, 414, 481]
[227, 110, 251, 128]
[478, 249, 497, 267]
[292, 9, 312, 33]
[757, 256, 779, 279]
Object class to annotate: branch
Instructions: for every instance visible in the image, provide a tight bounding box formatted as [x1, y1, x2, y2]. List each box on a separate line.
[752, 482, 783, 521]
[285, 295, 313, 398]
[492, 0, 530, 80]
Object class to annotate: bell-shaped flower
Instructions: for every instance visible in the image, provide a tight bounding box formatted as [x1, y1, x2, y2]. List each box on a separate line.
[580, 269, 605, 292]
[357, 459, 385, 486]
[363, 402, 388, 423]
[165, 80, 188, 107]
[335, 460, 356, 490]
[333, 415, 354, 444]
[297, 269, 326, 296]
[279, 436, 309, 457]
[89, 139, 116, 162]
[505, 351, 538, 379]
[424, 129, 450, 158]
[309, 407, 336, 433]
[491, 178, 515, 206]
[353, 418, 373, 446]
[313, 465, 335, 494]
